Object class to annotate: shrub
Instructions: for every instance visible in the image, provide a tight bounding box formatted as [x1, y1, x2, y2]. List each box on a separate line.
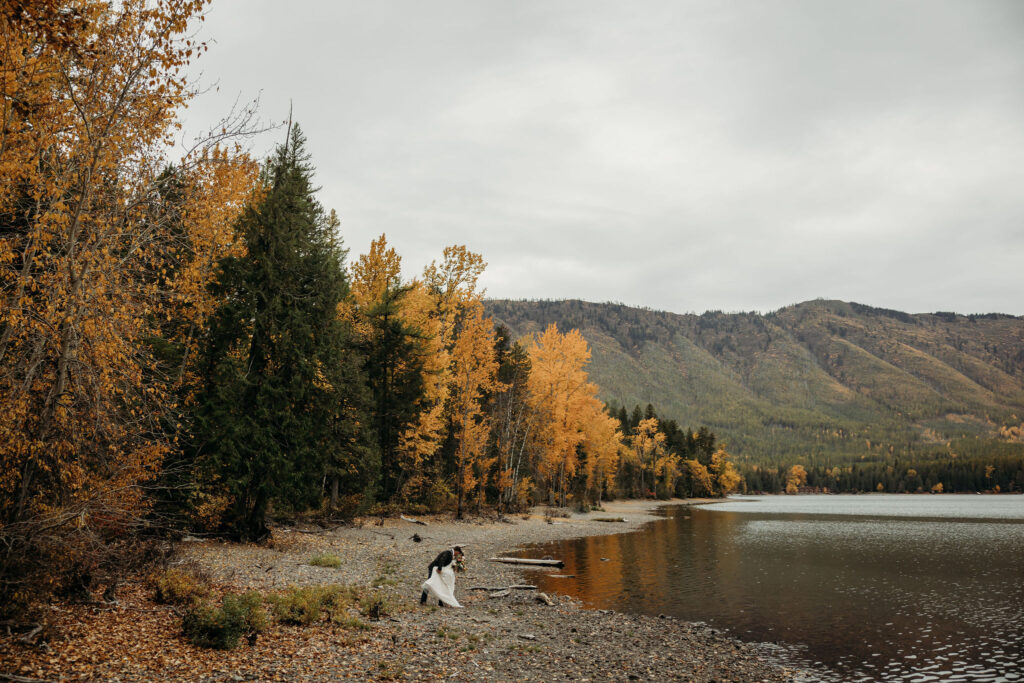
[267, 584, 356, 625]
[308, 553, 343, 569]
[154, 567, 210, 606]
[425, 479, 455, 513]
[182, 592, 268, 650]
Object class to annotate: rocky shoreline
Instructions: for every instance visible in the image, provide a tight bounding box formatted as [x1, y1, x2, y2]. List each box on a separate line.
[176, 499, 801, 681]
[3, 500, 807, 681]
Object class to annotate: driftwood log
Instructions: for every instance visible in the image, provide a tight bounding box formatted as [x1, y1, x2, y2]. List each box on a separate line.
[488, 556, 564, 568]
[400, 514, 427, 526]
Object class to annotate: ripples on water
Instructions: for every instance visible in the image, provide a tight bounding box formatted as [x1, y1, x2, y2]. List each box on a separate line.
[519, 495, 1024, 682]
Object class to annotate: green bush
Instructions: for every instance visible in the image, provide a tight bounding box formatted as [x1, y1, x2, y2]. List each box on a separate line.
[308, 553, 343, 569]
[154, 567, 210, 606]
[182, 592, 268, 650]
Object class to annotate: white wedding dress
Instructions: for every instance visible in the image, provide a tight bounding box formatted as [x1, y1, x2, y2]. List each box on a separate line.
[421, 563, 462, 608]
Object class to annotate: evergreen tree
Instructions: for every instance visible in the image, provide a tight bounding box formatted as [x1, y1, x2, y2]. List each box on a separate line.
[361, 284, 427, 500]
[194, 125, 372, 541]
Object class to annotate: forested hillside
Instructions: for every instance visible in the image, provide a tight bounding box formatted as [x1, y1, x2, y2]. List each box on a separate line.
[487, 298, 1024, 473]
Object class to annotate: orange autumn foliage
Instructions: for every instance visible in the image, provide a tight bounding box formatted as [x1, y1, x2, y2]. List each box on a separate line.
[526, 324, 620, 507]
[785, 464, 808, 494]
[0, 0, 256, 609]
[449, 301, 499, 518]
[582, 408, 623, 505]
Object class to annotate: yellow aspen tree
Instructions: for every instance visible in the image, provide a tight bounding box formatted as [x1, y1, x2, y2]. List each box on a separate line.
[708, 445, 741, 495]
[349, 234, 403, 313]
[631, 417, 667, 497]
[581, 402, 623, 506]
[423, 245, 486, 347]
[526, 324, 597, 507]
[785, 464, 808, 494]
[684, 459, 715, 497]
[415, 245, 490, 508]
[449, 301, 498, 518]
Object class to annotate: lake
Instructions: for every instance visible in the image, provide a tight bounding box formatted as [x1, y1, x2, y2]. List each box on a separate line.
[519, 495, 1024, 682]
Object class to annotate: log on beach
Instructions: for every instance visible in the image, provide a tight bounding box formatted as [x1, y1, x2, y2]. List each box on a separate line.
[400, 514, 428, 526]
[488, 556, 564, 567]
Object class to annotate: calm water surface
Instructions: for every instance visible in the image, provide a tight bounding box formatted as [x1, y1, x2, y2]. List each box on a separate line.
[519, 495, 1024, 682]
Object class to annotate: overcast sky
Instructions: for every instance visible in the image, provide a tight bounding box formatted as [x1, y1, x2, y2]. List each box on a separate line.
[181, 1, 1024, 316]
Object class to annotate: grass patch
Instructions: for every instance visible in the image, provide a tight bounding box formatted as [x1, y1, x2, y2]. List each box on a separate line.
[308, 553, 343, 568]
[436, 625, 460, 640]
[376, 658, 407, 680]
[336, 615, 371, 630]
[510, 643, 543, 653]
[373, 558, 399, 586]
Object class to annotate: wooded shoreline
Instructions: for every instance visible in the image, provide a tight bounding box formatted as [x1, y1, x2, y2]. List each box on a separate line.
[1, 499, 806, 681]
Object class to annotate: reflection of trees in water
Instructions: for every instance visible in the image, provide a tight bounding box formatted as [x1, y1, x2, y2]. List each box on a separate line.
[532, 504, 1024, 680]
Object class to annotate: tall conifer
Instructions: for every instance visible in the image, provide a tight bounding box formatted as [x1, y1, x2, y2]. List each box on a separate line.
[194, 125, 372, 540]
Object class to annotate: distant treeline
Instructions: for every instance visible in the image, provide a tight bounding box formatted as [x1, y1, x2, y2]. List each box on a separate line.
[744, 442, 1024, 494]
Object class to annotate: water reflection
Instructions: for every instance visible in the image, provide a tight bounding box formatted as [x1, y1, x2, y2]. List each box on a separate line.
[519, 500, 1024, 682]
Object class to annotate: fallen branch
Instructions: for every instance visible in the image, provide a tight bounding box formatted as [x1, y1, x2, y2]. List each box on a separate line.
[400, 514, 427, 526]
[294, 527, 337, 535]
[1, 674, 58, 683]
[489, 556, 564, 567]
[18, 624, 42, 645]
[593, 517, 626, 523]
[488, 589, 510, 598]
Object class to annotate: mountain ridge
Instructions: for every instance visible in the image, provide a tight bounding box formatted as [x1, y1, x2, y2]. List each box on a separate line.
[485, 298, 1024, 465]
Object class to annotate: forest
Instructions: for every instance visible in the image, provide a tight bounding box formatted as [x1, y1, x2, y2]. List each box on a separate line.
[0, 0, 744, 616]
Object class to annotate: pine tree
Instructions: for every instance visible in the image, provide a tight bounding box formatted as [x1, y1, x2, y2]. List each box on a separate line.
[193, 125, 371, 541]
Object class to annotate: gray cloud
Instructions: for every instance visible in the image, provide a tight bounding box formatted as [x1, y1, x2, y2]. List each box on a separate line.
[181, 0, 1024, 315]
